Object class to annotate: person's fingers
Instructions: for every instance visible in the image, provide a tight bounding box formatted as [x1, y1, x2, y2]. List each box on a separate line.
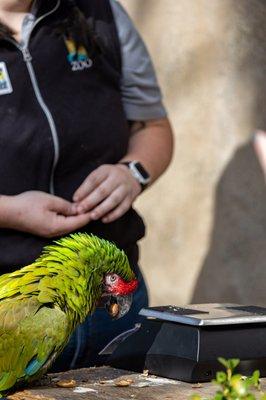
[89, 187, 126, 220]
[73, 167, 108, 202]
[76, 178, 119, 214]
[101, 197, 132, 224]
[50, 196, 77, 216]
[54, 213, 91, 236]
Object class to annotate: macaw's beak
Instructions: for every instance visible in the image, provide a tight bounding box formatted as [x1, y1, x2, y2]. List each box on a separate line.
[98, 294, 133, 319]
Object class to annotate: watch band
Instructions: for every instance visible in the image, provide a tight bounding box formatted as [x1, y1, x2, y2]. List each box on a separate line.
[119, 161, 150, 191]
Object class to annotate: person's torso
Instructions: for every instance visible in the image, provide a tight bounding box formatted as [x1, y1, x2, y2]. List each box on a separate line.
[0, 0, 129, 197]
[0, 0, 145, 271]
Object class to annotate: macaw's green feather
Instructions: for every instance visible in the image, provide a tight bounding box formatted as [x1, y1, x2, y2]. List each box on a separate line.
[0, 233, 135, 396]
[0, 297, 68, 392]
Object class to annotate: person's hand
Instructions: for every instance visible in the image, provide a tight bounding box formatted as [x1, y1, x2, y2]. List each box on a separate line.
[73, 164, 142, 223]
[0, 191, 91, 238]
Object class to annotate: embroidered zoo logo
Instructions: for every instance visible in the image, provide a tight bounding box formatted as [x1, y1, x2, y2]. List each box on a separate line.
[0, 62, 13, 95]
[65, 38, 93, 72]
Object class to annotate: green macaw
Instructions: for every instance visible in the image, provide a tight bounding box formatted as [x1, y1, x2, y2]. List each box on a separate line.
[0, 233, 138, 395]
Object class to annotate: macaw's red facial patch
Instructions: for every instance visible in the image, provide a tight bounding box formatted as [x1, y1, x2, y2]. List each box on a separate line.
[104, 273, 138, 296]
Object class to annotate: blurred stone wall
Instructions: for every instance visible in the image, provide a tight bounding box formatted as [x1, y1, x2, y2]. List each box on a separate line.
[120, 0, 266, 306]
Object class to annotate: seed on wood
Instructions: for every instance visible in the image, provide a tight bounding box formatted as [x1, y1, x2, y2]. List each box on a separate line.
[56, 379, 76, 388]
[114, 379, 133, 387]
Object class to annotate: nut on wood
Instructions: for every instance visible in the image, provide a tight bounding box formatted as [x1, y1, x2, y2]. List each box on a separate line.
[7, 390, 55, 400]
[56, 379, 76, 388]
[114, 378, 133, 387]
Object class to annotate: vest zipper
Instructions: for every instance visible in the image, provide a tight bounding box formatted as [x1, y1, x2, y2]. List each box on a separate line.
[21, 45, 59, 195]
[6, 0, 61, 195]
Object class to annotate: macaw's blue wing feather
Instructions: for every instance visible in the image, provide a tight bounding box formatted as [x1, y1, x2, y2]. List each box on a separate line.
[25, 358, 47, 377]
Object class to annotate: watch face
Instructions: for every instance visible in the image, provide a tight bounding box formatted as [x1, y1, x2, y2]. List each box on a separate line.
[134, 162, 150, 180]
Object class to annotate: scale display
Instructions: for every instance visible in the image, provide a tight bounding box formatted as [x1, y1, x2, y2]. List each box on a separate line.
[139, 303, 266, 326]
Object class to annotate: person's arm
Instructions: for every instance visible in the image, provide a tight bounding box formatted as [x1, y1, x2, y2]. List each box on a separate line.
[110, 0, 167, 122]
[0, 195, 10, 227]
[73, 117, 174, 223]
[73, 1, 174, 223]
[120, 118, 173, 183]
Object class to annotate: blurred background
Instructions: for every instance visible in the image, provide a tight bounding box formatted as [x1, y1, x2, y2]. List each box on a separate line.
[120, 0, 266, 306]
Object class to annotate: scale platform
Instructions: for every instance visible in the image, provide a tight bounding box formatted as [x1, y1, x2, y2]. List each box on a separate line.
[106, 304, 266, 382]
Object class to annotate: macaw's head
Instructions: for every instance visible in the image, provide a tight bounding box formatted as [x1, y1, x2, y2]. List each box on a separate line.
[92, 239, 138, 319]
[83, 235, 138, 319]
[42, 233, 138, 320]
[81, 234, 138, 319]
[101, 272, 138, 319]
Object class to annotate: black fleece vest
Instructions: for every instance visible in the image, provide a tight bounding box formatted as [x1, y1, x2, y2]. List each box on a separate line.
[0, 0, 145, 271]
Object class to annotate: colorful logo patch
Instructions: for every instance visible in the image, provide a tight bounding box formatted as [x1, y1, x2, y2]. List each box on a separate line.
[65, 38, 93, 72]
[0, 62, 13, 95]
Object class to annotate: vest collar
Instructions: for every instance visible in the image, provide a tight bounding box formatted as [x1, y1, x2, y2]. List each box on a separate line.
[33, 0, 61, 19]
[0, 0, 61, 40]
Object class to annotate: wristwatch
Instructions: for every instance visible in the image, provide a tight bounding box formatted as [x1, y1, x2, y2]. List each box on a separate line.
[120, 161, 151, 191]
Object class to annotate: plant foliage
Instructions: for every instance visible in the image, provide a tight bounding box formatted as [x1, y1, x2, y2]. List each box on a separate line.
[191, 358, 266, 400]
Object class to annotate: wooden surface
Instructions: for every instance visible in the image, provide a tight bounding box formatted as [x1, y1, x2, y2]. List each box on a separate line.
[6, 367, 266, 400]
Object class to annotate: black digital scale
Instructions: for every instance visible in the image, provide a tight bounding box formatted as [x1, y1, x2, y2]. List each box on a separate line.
[103, 304, 266, 382]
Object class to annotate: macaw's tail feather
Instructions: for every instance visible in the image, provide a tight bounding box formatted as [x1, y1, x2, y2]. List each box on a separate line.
[0, 371, 16, 393]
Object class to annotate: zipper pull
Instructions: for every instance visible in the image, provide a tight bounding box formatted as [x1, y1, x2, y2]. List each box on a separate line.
[22, 47, 32, 62]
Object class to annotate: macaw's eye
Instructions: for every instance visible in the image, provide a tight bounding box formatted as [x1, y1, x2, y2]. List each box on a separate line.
[105, 273, 119, 285]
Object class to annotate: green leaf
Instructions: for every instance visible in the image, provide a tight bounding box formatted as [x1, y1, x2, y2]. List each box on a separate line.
[228, 359, 240, 371]
[216, 371, 227, 384]
[251, 370, 260, 387]
[218, 358, 230, 370]
[213, 392, 225, 400]
[230, 374, 247, 396]
[245, 370, 260, 390]
[245, 394, 257, 400]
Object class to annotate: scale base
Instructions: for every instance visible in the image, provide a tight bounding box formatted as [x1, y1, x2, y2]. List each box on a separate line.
[109, 317, 266, 382]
